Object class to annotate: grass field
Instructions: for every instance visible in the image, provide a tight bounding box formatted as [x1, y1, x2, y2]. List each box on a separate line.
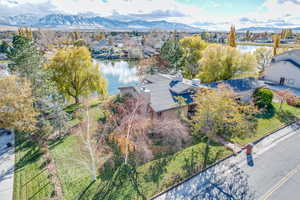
[13, 101, 299, 199]
[13, 134, 54, 200]
[232, 102, 300, 145]
[50, 135, 231, 199]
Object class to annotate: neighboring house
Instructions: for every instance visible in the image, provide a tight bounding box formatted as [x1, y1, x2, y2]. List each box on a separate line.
[263, 50, 300, 89]
[119, 74, 264, 119]
[200, 78, 265, 102]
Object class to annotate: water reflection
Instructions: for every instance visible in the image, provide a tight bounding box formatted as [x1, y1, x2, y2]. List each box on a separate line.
[95, 60, 139, 94]
[237, 45, 270, 53]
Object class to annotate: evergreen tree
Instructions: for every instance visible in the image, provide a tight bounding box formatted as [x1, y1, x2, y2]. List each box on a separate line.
[159, 38, 183, 70]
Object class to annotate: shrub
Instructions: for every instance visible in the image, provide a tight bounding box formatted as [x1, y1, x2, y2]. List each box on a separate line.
[254, 88, 273, 108]
[287, 95, 300, 108]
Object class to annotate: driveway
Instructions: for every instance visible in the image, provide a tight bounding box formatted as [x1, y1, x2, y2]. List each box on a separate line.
[0, 130, 15, 200]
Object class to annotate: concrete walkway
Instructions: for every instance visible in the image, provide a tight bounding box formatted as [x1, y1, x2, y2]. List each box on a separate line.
[0, 131, 15, 200]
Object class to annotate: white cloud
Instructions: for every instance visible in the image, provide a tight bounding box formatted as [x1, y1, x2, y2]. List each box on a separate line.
[0, 0, 300, 30]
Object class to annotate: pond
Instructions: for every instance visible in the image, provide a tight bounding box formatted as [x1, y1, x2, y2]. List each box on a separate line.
[237, 45, 270, 53]
[95, 60, 140, 94]
[96, 45, 270, 94]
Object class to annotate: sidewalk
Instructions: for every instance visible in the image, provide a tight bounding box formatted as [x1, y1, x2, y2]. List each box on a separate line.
[0, 131, 15, 200]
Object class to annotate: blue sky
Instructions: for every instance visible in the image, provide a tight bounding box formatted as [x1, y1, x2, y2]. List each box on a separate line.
[0, 0, 299, 30]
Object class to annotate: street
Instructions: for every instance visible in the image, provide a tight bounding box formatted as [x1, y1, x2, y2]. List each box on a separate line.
[152, 122, 300, 200]
[243, 126, 300, 200]
[0, 130, 15, 200]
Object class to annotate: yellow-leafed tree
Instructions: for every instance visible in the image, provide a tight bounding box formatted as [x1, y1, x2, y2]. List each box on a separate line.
[272, 34, 281, 56]
[0, 76, 37, 132]
[227, 25, 237, 48]
[198, 44, 257, 82]
[47, 46, 107, 104]
[180, 35, 208, 78]
[192, 85, 257, 140]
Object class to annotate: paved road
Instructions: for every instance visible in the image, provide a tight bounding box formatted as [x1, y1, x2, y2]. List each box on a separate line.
[0, 131, 15, 200]
[153, 123, 300, 200]
[243, 127, 300, 200]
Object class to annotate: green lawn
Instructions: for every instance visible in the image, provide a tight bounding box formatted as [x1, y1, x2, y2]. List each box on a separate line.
[0, 60, 9, 64]
[13, 134, 54, 200]
[232, 102, 300, 145]
[50, 134, 94, 200]
[50, 134, 230, 199]
[13, 101, 299, 199]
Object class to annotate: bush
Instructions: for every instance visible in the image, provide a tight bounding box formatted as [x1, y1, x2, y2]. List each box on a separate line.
[287, 95, 300, 108]
[254, 88, 273, 108]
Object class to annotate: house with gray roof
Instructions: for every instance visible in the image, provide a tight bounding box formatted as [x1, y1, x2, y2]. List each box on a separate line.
[119, 74, 264, 119]
[119, 74, 196, 119]
[263, 50, 300, 89]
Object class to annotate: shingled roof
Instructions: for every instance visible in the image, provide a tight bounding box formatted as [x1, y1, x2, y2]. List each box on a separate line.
[120, 74, 263, 113]
[201, 77, 264, 92]
[272, 50, 300, 69]
[136, 74, 195, 112]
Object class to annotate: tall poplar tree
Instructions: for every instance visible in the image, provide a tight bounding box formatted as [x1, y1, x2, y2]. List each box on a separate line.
[227, 25, 237, 48]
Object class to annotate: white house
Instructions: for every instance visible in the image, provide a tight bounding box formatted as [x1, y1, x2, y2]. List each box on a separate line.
[264, 50, 300, 89]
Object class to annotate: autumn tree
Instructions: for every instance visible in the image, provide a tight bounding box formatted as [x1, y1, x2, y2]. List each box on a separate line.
[8, 34, 70, 144]
[254, 47, 273, 73]
[245, 30, 252, 41]
[47, 46, 107, 104]
[180, 35, 208, 78]
[160, 38, 182, 70]
[281, 29, 293, 39]
[94, 32, 105, 41]
[192, 85, 257, 140]
[0, 76, 37, 132]
[198, 44, 257, 83]
[272, 34, 281, 56]
[18, 27, 33, 39]
[276, 90, 294, 111]
[228, 25, 237, 47]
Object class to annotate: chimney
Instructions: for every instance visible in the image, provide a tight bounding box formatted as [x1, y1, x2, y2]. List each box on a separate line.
[192, 79, 201, 86]
[140, 86, 151, 103]
[173, 71, 183, 82]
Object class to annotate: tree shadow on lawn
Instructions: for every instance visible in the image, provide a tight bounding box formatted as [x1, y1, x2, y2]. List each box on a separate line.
[48, 133, 70, 150]
[14, 145, 43, 172]
[276, 110, 297, 124]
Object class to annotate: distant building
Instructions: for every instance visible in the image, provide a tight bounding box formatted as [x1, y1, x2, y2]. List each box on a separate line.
[263, 50, 300, 89]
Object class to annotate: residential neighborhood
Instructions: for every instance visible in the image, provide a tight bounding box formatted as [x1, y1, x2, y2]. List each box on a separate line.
[0, 1, 300, 200]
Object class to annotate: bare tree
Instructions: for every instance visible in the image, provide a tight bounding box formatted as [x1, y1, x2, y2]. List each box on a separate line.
[65, 106, 111, 182]
[276, 90, 294, 111]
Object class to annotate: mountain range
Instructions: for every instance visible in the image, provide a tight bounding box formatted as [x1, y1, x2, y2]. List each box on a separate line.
[0, 14, 196, 31]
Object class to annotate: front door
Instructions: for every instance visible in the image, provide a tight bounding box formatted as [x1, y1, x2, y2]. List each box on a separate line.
[279, 77, 285, 85]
